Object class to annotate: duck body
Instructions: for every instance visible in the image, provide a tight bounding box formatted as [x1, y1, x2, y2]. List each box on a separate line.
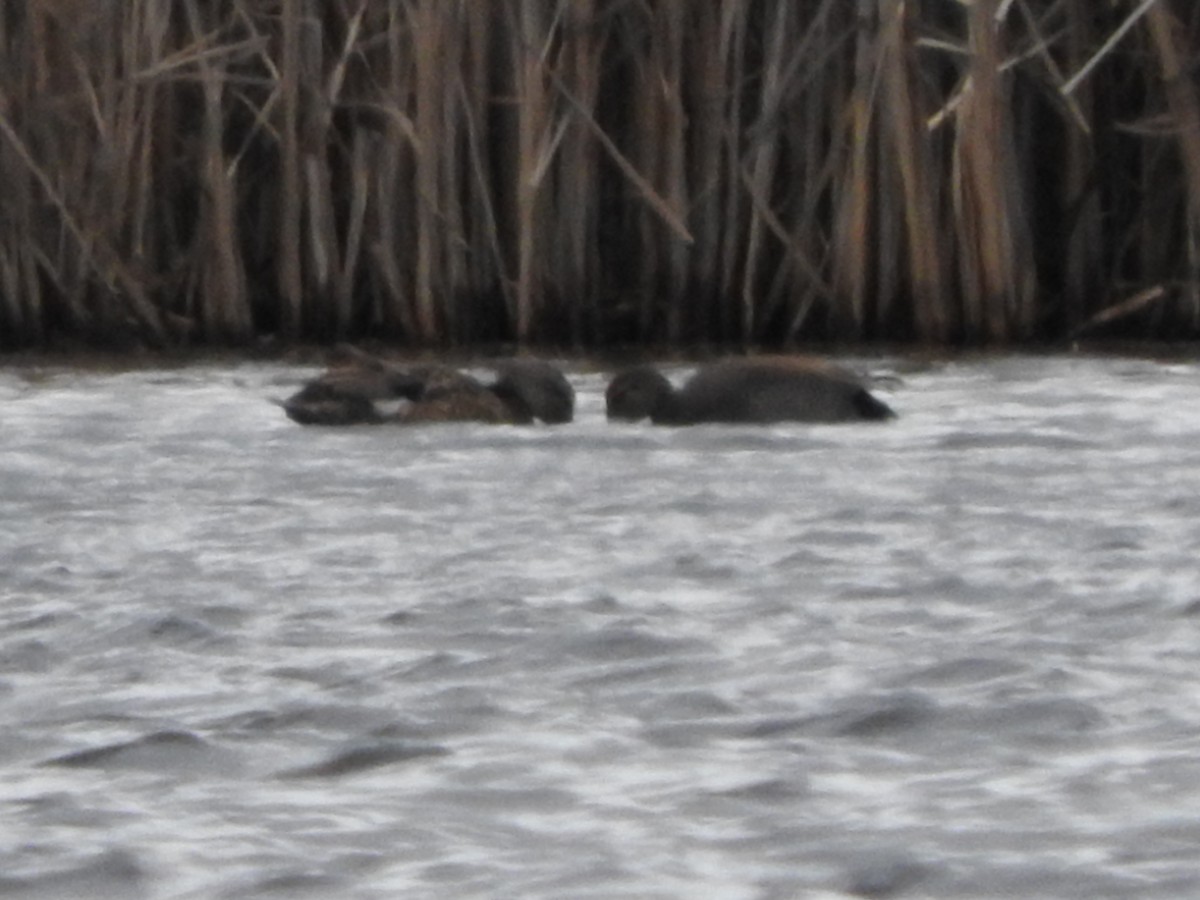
[401, 365, 525, 424]
[278, 360, 425, 425]
[279, 382, 387, 425]
[605, 358, 895, 424]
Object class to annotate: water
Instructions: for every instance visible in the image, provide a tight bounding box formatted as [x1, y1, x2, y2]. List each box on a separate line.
[2, 354, 1200, 898]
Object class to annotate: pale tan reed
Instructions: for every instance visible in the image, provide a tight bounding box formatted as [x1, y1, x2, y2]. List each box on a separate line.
[0, 0, 1197, 348]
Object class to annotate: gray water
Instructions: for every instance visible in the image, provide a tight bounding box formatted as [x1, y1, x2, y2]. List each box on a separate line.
[2, 354, 1200, 899]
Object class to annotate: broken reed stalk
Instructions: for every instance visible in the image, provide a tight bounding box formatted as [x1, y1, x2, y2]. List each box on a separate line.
[0, 1, 1199, 349]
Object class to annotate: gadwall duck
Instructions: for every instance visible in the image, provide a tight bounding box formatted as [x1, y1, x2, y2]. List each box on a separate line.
[605, 358, 895, 424]
[277, 351, 424, 425]
[279, 350, 575, 426]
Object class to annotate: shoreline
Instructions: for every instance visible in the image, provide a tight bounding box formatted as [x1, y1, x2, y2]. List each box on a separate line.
[2, 339, 1199, 375]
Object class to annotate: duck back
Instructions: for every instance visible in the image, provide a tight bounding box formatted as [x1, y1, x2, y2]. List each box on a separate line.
[672, 359, 893, 424]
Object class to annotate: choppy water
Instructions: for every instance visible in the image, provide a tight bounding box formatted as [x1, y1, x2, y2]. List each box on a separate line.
[2, 354, 1200, 898]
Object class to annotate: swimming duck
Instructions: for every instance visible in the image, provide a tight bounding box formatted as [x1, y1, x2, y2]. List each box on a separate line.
[605, 357, 895, 424]
[277, 352, 424, 425]
[489, 359, 576, 425]
[279, 350, 575, 426]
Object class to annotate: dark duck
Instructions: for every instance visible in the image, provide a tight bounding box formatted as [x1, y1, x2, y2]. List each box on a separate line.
[605, 357, 895, 425]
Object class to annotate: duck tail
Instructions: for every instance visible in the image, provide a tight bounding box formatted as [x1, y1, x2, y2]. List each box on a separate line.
[853, 390, 897, 421]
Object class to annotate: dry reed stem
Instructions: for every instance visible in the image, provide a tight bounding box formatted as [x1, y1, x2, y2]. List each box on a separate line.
[0, 0, 1198, 348]
[1069, 284, 1168, 338]
[715, 1, 747, 335]
[648, 0, 689, 344]
[881, 0, 948, 342]
[952, 0, 1036, 341]
[372, 6, 417, 338]
[300, 6, 338, 334]
[683, 0, 728, 341]
[1062, 0, 1160, 97]
[556, 0, 600, 346]
[334, 130, 371, 338]
[277, 0, 304, 338]
[772, 2, 850, 342]
[457, 3, 504, 336]
[412, 0, 447, 343]
[513, 0, 551, 344]
[832, 0, 878, 338]
[545, 56, 693, 244]
[185, 1, 251, 341]
[1058, 0, 1103, 331]
[1144, 3, 1200, 326]
[740, 3, 791, 345]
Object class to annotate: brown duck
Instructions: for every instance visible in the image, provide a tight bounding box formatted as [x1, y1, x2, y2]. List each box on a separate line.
[280, 349, 575, 426]
[605, 357, 895, 424]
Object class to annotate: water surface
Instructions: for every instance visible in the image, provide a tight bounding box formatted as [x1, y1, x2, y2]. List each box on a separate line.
[2, 354, 1200, 898]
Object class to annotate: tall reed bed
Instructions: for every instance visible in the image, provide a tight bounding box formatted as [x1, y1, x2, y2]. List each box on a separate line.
[1, 0, 1198, 349]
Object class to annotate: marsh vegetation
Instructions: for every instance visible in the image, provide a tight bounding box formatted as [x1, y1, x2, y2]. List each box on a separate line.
[2, 1, 1199, 350]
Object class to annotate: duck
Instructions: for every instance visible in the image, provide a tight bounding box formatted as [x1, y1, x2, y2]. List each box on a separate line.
[279, 348, 575, 426]
[277, 349, 425, 425]
[488, 358, 576, 425]
[605, 357, 895, 424]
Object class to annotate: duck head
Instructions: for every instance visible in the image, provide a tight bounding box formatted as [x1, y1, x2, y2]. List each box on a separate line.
[490, 360, 575, 424]
[605, 366, 675, 422]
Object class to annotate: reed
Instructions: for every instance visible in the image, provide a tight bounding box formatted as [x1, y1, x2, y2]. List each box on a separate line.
[1, 0, 1198, 349]
[952, 0, 1033, 342]
[1144, 2, 1200, 329]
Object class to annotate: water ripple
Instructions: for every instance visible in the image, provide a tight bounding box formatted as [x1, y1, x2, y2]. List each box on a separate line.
[1, 356, 1199, 897]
